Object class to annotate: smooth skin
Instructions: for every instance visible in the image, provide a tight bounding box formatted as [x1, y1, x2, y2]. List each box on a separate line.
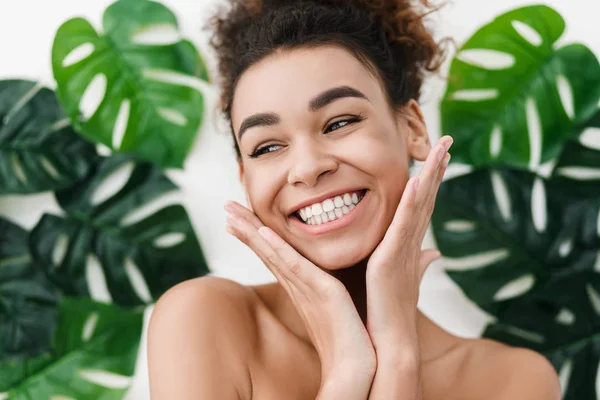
[148, 45, 561, 399]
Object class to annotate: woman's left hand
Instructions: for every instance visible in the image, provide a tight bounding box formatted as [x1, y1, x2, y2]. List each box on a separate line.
[365, 135, 453, 364]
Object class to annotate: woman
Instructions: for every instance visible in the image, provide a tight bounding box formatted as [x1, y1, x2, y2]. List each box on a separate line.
[148, 0, 561, 398]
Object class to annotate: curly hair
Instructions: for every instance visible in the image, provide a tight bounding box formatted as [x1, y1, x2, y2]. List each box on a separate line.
[205, 0, 446, 158]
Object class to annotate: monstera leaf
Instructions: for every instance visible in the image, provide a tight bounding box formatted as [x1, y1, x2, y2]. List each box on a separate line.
[0, 218, 61, 363]
[431, 164, 600, 399]
[551, 111, 600, 198]
[1, 298, 143, 399]
[442, 5, 600, 169]
[29, 153, 210, 307]
[52, 0, 209, 169]
[0, 80, 98, 194]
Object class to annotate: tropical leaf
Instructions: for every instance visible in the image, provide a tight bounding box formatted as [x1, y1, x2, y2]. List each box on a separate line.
[0, 353, 54, 393]
[431, 166, 600, 399]
[29, 153, 210, 307]
[442, 5, 600, 169]
[52, 0, 209, 169]
[1, 298, 143, 399]
[0, 80, 98, 194]
[551, 111, 600, 198]
[0, 217, 61, 363]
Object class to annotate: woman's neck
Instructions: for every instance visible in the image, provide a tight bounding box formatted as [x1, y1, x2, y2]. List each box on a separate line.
[327, 258, 369, 324]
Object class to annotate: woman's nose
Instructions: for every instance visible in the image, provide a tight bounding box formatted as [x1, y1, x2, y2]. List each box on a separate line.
[287, 140, 338, 187]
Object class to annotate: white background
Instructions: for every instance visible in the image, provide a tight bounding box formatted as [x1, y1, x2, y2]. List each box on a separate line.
[0, 0, 598, 398]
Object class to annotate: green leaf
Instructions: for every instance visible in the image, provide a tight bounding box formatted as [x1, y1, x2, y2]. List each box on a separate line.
[52, 0, 209, 169]
[0, 80, 98, 194]
[431, 168, 600, 399]
[442, 5, 600, 168]
[0, 353, 54, 393]
[551, 112, 600, 198]
[29, 153, 210, 307]
[0, 217, 61, 364]
[2, 298, 143, 399]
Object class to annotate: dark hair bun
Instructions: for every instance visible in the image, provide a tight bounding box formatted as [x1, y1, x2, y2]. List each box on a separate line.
[357, 0, 445, 72]
[257, 0, 445, 73]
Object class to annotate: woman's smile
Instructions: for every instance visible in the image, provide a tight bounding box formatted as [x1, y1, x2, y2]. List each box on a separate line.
[289, 189, 370, 235]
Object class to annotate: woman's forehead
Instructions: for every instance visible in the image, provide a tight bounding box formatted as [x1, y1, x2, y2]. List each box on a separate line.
[231, 46, 382, 123]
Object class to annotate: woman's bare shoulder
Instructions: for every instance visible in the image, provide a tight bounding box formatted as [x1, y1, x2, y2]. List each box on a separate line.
[148, 276, 259, 399]
[151, 276, 260, 344]
[152, 276, 253, 315]
[459, 338, 561, 399]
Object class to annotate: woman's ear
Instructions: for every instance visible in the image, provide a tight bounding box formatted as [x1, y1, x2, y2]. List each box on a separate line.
[400, 99, 431, 162]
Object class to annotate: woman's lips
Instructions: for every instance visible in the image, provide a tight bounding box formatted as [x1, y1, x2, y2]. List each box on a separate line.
[289, 190, 369, 235]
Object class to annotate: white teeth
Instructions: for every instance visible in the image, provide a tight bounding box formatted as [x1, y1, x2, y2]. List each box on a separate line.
[343, 193, 352, 205]
[300, 208, 307, 221]
[323, 199, 335, 212]
[312, 203, 323, 216]
[295, 190, 366, 225]
[334, 196, 344, 208]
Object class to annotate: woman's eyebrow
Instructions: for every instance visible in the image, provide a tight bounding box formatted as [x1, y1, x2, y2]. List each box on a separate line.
[308, 85, 370, 111]
[237, 85, 370, 142]
[238, 113, 280, 142]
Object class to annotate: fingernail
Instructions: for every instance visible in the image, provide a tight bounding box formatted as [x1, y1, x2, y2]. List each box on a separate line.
[443, 137, 453, 152]
[224, 201, 233, 212]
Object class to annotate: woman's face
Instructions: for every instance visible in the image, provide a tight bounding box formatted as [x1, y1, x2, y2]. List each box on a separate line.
[230, 45, 430, 270]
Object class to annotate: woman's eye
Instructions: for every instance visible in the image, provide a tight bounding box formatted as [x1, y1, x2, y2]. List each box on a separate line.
[325, 116, 363, 133]
[249, 144, 282, 158]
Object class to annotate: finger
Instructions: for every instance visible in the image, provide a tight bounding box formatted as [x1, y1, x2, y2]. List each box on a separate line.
[416, 136, 453, 204]
[375, 175, 421, 256]
[418, 249, 442, 282]
[380, 137, 452, 253]
[429, 147, 451, 204]
[417, 151, 451, 239]
[414, 138, 452, 239]
[391, 137, 449, 237]
[226, 213, 331, 295]
[225, 214, 290, 288]
[224, 201, 263, 229]
[257, 226, 334, 293]
[428, 152, 450, 213]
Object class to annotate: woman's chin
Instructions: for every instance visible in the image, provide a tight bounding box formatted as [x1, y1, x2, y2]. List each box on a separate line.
[308, 247, 372, 271]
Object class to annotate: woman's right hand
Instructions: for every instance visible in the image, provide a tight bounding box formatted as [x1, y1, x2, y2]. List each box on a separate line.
[224, 201, 377, 388]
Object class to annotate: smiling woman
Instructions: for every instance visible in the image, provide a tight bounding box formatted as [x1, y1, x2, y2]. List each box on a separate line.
[147, 0, 561, 399]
